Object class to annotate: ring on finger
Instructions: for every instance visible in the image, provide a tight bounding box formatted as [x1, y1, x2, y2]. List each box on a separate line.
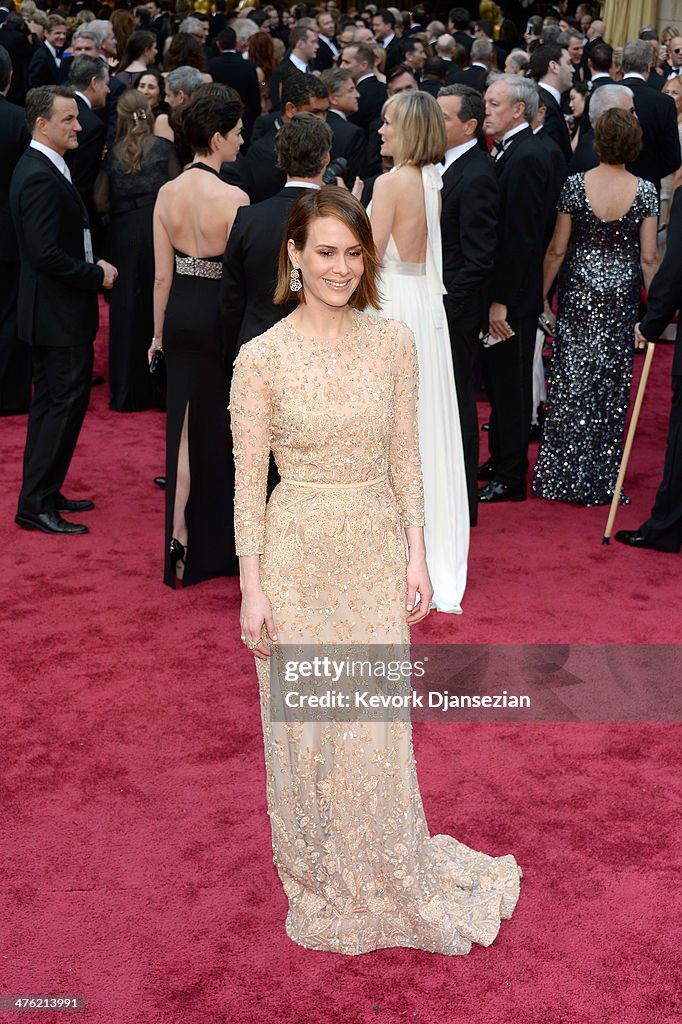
[245, 637, 261, 650]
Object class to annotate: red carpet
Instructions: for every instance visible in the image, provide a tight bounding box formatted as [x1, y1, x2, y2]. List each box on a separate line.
[1, 306, 681, 1024]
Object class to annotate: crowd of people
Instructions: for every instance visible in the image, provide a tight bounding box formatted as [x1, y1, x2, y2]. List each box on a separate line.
[2, 0, 682, 562]
[3, 0, 682, 960]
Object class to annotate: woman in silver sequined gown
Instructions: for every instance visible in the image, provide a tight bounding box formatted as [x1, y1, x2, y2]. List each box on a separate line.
[533, 109, 659, 506]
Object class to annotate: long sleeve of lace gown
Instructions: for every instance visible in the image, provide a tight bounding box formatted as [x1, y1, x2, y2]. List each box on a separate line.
[230, 341, 271, 556]
[389, 324, 425, 529]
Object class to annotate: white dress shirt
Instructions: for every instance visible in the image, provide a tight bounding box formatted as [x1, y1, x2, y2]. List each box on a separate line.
[30, 139, 72, 182]
[439, 138, 477, 175]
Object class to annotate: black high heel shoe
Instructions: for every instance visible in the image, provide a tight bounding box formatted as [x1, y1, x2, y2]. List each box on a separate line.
[169, 538, 186, 580]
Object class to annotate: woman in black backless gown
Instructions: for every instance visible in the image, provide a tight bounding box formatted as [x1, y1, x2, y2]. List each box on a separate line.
[95, 90, 180, 411]
[151, 88, 249, 586]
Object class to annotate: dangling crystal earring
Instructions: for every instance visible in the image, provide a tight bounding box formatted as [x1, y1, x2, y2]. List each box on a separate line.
[290, 266, 302, 292]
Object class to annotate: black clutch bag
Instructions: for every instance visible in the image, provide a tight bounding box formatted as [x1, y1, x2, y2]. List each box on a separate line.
[149, 349, 166, 395]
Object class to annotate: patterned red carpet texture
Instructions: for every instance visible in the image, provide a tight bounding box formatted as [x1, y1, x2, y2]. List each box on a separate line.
[1, 311, 680, 1024]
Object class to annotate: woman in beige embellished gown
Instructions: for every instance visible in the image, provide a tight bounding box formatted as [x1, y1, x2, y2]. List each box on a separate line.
[229, 188, 521, 956]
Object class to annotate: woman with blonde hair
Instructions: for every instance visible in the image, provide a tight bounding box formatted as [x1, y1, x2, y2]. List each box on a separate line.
[95, 90, 180, 411]
[369, 89, 469, 614]
[230, 186, 521, 955]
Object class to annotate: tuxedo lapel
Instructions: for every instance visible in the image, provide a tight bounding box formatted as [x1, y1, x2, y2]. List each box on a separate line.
[494, 127, 531, 172]
[28, 148, 89, 222]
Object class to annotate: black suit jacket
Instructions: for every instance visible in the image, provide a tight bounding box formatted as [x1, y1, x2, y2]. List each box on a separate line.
[453, 31, 473, 58]
[622, 76, 681, 191]
[490, 126, 554, 317]
[569, 125, 597, 173]
[382, 36, 401, 72]
[449, 64, 489, 93]
[65, 95, 106, 225]
[536, 126, 568, 246]
[1, 24, 34, 105]
[250, 110, 281, 146]
[220, 132, 285, 203]
[314, 37, 338, 72]
[440, 144, 499, 314]
[539, 86, 571, 164]
[270, 56, 306, 109]
[0, 94, 30, 262]
[28, 43, 65, 89]
[221, 185, 311, 352]
[640, 187, 682, 375]
[349, 76, 387, 134]
[326, 110, 367, 185]
[206, 52, 261, 141]
[10, 147, 103, 347]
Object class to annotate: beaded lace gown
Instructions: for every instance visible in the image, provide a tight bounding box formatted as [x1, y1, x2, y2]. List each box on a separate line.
[230, 312, 521, 956]
[533, 173, 659, 505]
[369, 165, 470, 614]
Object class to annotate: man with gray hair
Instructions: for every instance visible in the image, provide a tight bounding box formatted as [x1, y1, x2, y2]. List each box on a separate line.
[621, 38, 681, 191]
[570, 83, 634, 173]
[478, 73, 554, 504]
[459, 36, 493, 92]
[179, 16, 208, 47]
[165, 65, 204, 109]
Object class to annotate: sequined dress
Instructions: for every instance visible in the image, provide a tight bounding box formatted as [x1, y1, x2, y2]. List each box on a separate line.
[533, 173, 658, 505]
[230, 312, 521, 956]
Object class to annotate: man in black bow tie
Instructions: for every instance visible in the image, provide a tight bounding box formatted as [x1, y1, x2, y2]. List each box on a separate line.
[478, 74, 553, 505]
[27, 14, 67, 89]
[11, 86, 117, 535]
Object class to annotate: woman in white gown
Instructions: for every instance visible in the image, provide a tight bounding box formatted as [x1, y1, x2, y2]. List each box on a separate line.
[369, 91, 470, 614]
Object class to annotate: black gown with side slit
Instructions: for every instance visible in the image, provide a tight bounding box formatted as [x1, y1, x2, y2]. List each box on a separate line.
[163, 163, 238, 587]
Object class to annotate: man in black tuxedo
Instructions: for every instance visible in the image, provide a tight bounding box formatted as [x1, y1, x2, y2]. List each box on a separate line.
[207, 28, 260, 143]
[616, 187, 682, 553]
[11, 86, 117, 535]
[0, 43, 30, 415]
[320, 67, 367, 185]
[478, 74, 553, 503]
[585, 42, 616, 98]
[372, 9, 402, 72]
[27, 14, 67, 89]
[529, 43, 573, 164]
[341, 42, 387, 134]
[222, 73, 328, 203]
[438, 84, 499, 524]
[221, 113, 332, 355]
[270, 24, 319, 109]
[147, 0, 169, 49]
[314, 10, 339, 72]
[448, 7, 473, 60]
[621, 39, 681, 194]
[1, 12, 34, 105]
[448, 36, 492, 91]
[65, 56, 108, 231]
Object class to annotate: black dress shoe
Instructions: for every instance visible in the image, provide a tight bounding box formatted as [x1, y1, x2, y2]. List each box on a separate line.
[15, 511, 89, 535]
[91, 374, 105, 386]
[154, 476, 166, 489]
[614, 529, 672, 552]
[478, 480, 526, 503]
[477, 458, 495, 480]
[55, 496, 94, 513]
[529, 422, 542, 442]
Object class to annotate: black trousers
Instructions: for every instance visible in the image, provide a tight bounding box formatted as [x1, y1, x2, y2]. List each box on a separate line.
[445, 296, 482, 525]
[640, 375, 682, 552]
[17, 342, 93, 515]
[483, 313, 537, 489]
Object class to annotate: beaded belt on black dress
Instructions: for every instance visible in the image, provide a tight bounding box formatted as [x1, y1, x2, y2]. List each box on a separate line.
[174, 254, 223, 280]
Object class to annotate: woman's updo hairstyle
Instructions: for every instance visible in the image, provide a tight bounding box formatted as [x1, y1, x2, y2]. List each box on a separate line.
[178, 89, 243, 156]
